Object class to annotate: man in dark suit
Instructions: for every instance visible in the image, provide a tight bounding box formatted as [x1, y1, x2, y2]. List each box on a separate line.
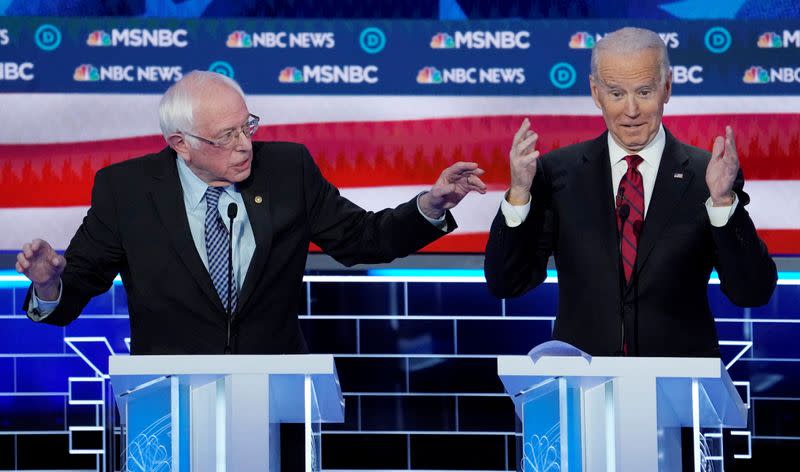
[484, 27, 776, 357]
[17, 70, 487, 355]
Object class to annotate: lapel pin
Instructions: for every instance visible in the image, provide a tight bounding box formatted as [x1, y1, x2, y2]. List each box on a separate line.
[254, 195, 263, 204]
[673, 172, 684, 179]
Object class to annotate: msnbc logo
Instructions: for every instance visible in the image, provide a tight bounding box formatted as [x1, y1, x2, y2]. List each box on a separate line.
[569, 32, 595, 49]
[278, 67, 303, 83]
[227, 31, 252, 48]
[430, 33, 455, 49]
[417, 67, 442, 84]
[86, 30, 111, 46]
[743, 66, 769, 84]
[74, 64, 99, 81]
[758, 32, 782, 48]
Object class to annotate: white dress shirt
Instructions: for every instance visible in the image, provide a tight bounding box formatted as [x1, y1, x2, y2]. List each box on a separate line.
[501, 125, 738, 227]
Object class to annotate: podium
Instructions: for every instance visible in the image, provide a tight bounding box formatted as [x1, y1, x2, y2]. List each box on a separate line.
[109, 355, 344, 472]
[498, 355, 747, 472]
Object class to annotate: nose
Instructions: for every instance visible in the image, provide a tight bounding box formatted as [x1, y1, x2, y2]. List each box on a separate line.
[234, 128, 252, 152]
[625, 95, 640, 117]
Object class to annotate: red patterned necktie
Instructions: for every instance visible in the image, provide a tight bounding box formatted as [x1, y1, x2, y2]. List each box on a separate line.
[616, 155, 645, 283]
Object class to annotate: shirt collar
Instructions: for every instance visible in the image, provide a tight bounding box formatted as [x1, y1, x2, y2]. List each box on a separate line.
[607, 124, 665, 171]
[175, 156, 235, 210]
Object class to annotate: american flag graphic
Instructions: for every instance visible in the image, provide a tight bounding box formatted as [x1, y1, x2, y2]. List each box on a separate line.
[1, 94, 798, 254]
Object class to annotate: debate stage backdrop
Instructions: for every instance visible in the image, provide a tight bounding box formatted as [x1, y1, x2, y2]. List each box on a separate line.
[1, 1, 799, 471]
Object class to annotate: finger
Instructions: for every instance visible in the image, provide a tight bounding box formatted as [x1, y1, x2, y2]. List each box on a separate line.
[446, 162, 480, 178]
[711, 136, 724, 160]
[51, 255, 64, 268]
[725, 126, 739, 164]
[516, 133, 539, 156]
[467, 175, 489, 192]
[15, 261, 24, 274]
[513, 118, 531, 145]
[22, 243, 33, 259]
[518, 150, 541, 164]
[17, 253, 30, 270]
[31, 239, 42, 252]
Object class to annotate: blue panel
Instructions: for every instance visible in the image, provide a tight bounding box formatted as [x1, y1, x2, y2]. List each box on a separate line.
[360, 395, 455, 431]
[728, 360, 800, 398]
[458, 395, 515, 432]
[0, 358, 13, 392]
[81, 289, 113, 315]
[113, 284, 129, 315]
[13, 287, 30, 315]
[65, 317, 131, 355]
[311, 282, 404, 316]
[0, 394, 65, 431]
[457, 319, 552, 355]
[360, 319, 454, 354]
[0, 288, 14, 315]
[15, 356, 94, 392]
[708, 285, 800, 319]
[407, 282, 502, 316]
[753, 398, 800, 437]
[70, 379, 103, 402]
[753, 323, 800, 358]
[505, 283, 559, 317]
[408, 358, 504, 393]
[300, 318, 357, 354]
[334, 357, 407, 393]
[67, 403, 103, 429]
[0, 318, 65, 354]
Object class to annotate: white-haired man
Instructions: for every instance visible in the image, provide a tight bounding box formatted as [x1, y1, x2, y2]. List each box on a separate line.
[485, 27, 776, 357]
[17, 70, 487, 354]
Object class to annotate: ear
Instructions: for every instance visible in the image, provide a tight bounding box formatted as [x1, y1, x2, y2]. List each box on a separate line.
[663, 69, 673, 104]
[589, 75, 602, 110]
[167, 133, 191, 158]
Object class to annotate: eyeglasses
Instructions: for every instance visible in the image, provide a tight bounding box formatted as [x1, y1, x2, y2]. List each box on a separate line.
[183, 114, 260, 148]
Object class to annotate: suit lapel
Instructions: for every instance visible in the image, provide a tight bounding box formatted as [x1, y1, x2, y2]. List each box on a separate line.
[635, 130, 694, 275]
[235, 150, 274, 314]
[578, 133, 621, 277]
[148, 148, 226, 314]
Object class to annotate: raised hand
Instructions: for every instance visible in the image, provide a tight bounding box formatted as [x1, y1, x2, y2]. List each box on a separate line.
[508, 118, 540, 205]
[16, 239, 65, 300]
[706, 126, 739, 206]
[419, 161, 487, 219]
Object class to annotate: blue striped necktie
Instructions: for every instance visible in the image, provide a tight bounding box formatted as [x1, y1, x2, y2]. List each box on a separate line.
[205, 186, 237, 312]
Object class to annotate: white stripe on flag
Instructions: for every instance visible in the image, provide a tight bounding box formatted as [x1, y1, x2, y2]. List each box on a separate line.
[1, 181, 798, 250]
[2, 94, 800, 143]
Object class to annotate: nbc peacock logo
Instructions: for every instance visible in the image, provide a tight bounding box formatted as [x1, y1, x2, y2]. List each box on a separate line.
[430, 33, 455, 49]
[757, 32, 782, 48]
[569, 32, 595, 49]
[416, 66, 442, 84]
[86, 30, 111, 47]
[73, 64, 99, 81]
[278, 67, 303, 83]
[742, 66, 769, 84]
[226, 31, 252, 48]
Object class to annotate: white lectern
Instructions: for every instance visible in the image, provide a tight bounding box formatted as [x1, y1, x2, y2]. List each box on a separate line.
[109, 354, 344, 472]
[498, 356, 747, 472]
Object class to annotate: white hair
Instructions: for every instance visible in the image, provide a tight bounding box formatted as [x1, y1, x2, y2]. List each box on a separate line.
[158, 70, 246, 146]
[590, 27, 671, 85]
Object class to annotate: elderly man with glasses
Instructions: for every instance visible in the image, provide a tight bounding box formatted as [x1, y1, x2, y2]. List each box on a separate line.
[16, 70, 487, 355]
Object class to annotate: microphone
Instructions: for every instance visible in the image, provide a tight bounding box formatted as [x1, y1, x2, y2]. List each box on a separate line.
[616, 202, 630, 356]
[225, 202, 238, 354]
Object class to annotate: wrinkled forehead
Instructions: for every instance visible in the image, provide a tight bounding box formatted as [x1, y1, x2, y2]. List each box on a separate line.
[191, 84, 249, 133]
[594, 48, 663, 87]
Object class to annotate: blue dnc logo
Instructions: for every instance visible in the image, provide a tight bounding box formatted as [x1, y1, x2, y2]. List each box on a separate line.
[35, 24, 61, 51]
[549, 62, 576, 89]
[208, 61, 234, 78]
[705, 27, 731, 54]
[360, 27, 386, 54]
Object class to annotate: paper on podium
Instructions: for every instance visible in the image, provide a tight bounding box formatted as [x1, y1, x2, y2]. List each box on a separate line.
[527, 340, 592, 364]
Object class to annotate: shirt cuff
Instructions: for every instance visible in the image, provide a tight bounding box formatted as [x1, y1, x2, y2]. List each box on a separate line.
[416, 192, 447, 231]
[705, 193, 739, 227]
[500, 190, 532, 228]
[27, 280, 62, 321]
